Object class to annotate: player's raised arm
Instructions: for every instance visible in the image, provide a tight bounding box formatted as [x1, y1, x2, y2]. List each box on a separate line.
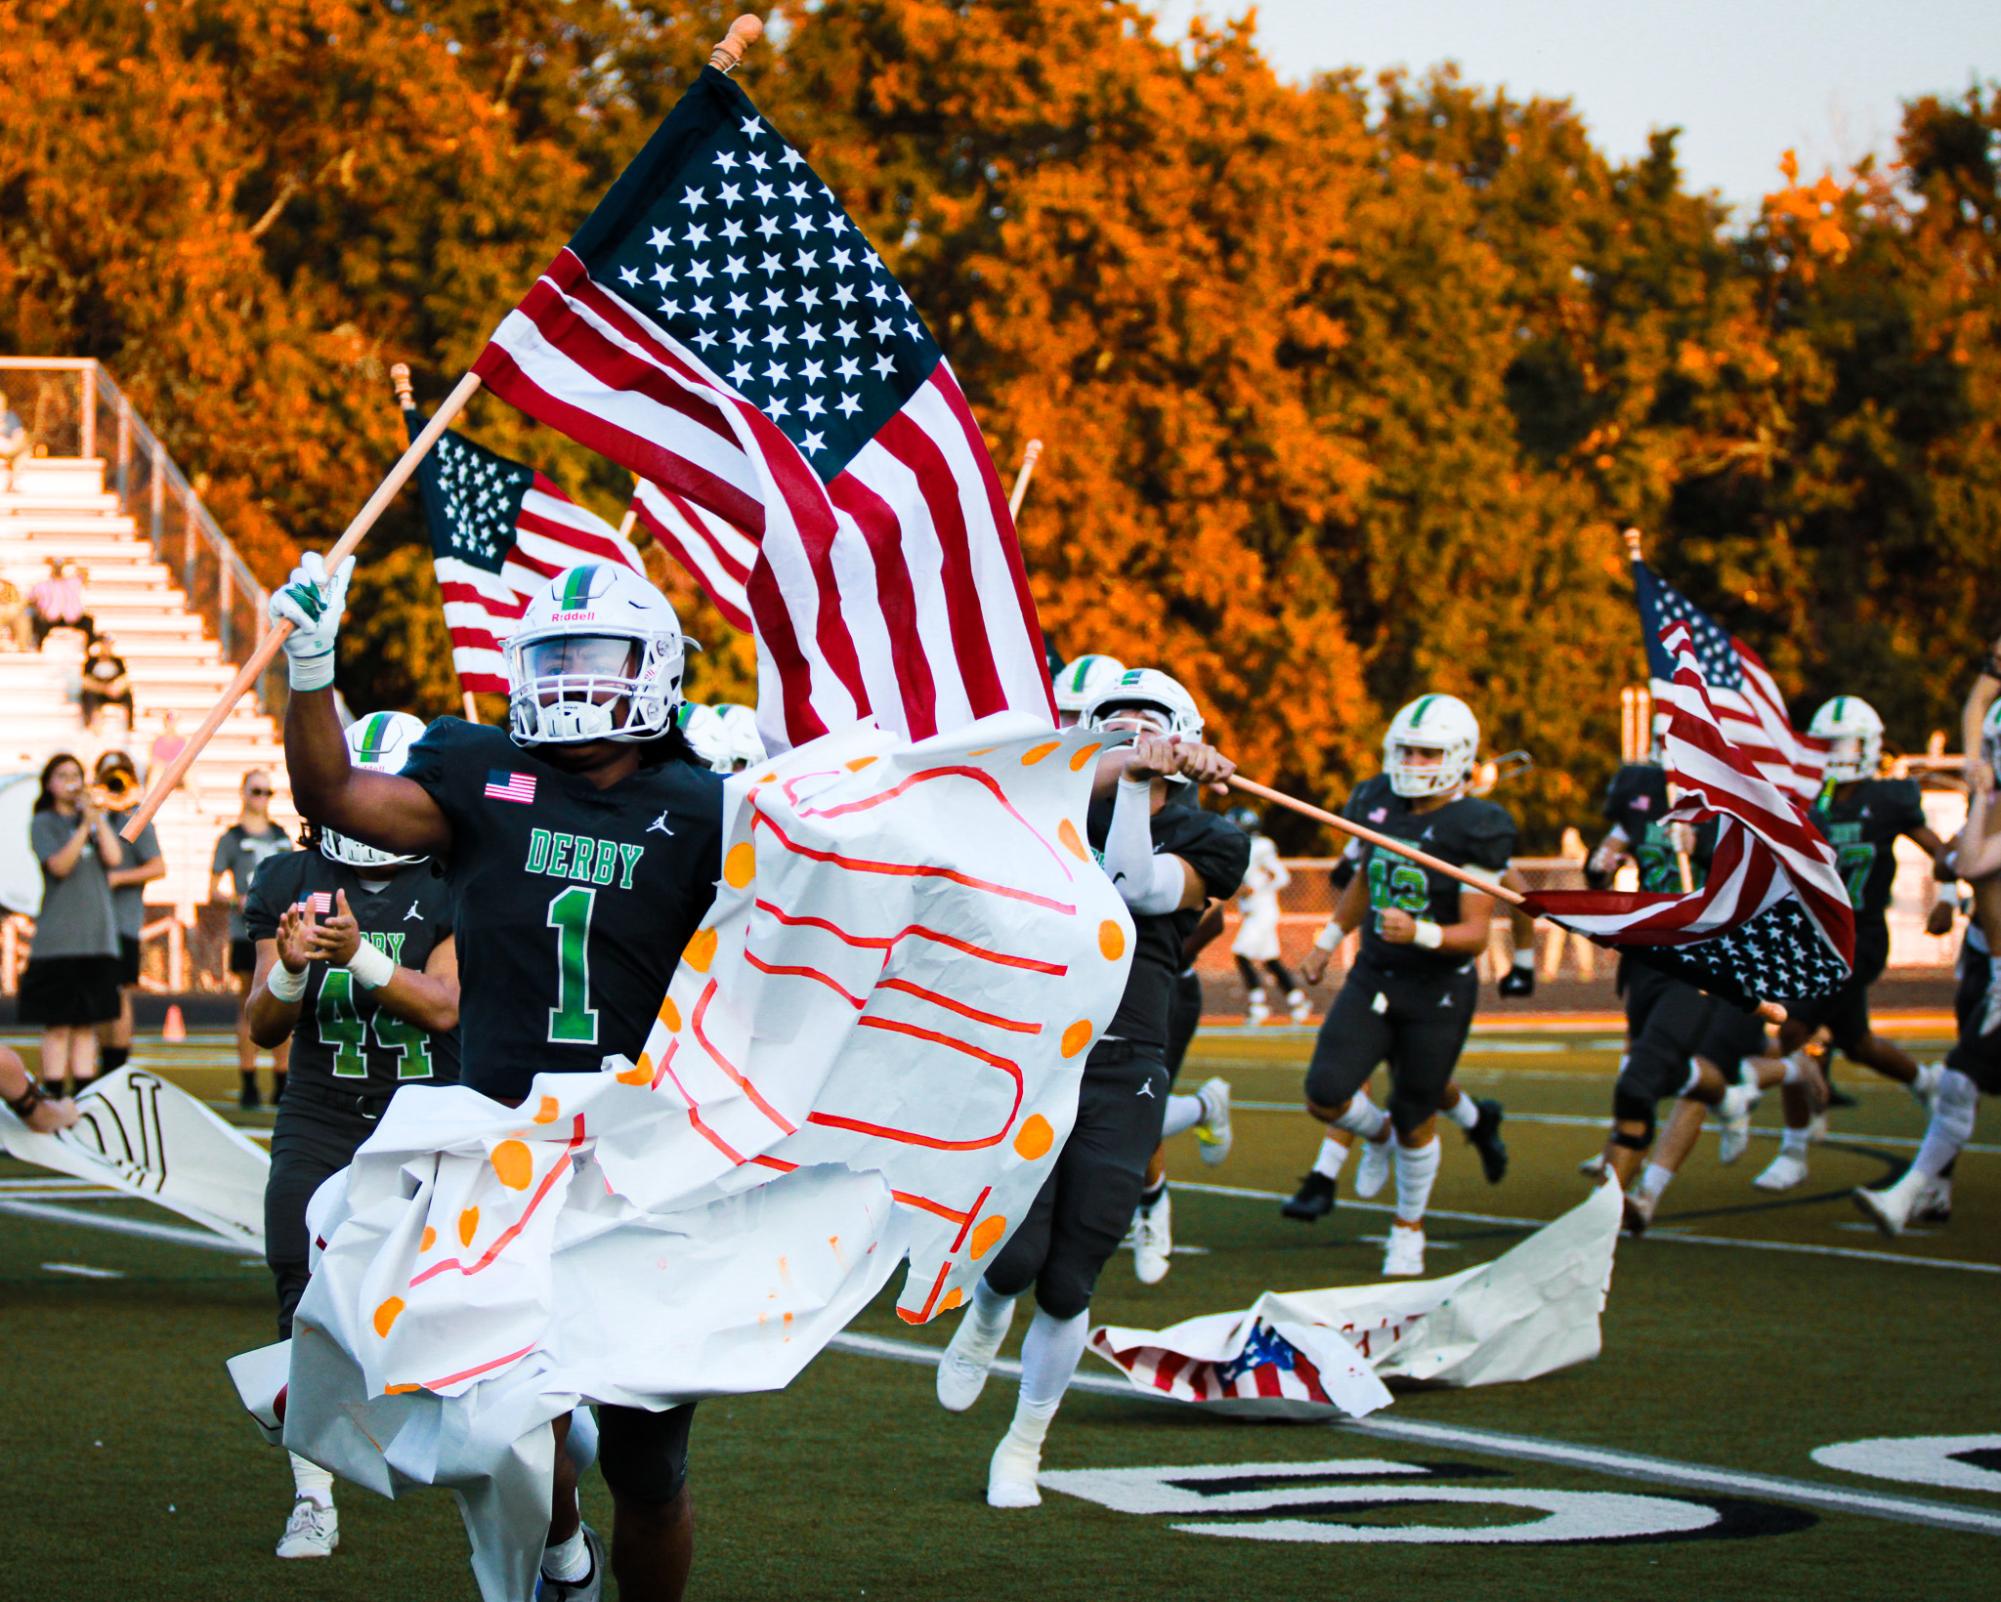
[271, 553, 450, 858]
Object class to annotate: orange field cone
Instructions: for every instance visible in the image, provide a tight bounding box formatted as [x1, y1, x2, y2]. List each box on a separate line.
[162, 1004, 186, 1043]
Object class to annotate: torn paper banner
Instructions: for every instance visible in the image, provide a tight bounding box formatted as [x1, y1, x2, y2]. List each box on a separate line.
[0, 1066, 268, 1248]
[1089, 1179, 1622, 1417]
[258, 713, 1131, 1602]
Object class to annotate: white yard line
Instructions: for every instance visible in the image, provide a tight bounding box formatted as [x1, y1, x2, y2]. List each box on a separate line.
[41, 1261, 126, 1279]
[829, 1331, 2001, 1537]
[0, 1199, 247, 1254]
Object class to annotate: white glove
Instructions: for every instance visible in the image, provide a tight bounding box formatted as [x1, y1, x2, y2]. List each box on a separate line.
[269, 551, 353, 691]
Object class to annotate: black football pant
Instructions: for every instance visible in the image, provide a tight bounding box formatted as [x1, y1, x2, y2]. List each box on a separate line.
[1304, 959, 1477, 1136]
[265, 1099, 376, 1340]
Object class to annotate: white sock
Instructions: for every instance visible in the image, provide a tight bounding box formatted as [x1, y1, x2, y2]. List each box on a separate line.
[1638, 1161, 1675, 1200]
[1018, 1307, 1091, 1410]
[1161, 1093, 1204, 1139]
[1336, 1095, 1389, 1140]
[1442, 1095, 1478, 1131]
[288, 1451, 334, 1509]
[969, 1276, 1016, 1335]
[1779, 1126, 1810, 1157]
[1247, 986, 1267, 1008]
[542, 1522, 589, 1582]
[1781, 1051, 1810, 1085]
[1914, 1068, 1979, 1178]
[1392, 1136, 1441, 1225]
[1311, 1134, 1350, 1181]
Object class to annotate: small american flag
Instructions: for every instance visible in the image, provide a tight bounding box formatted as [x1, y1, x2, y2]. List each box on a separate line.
[1633, 555, 1826, 801]
[409, 412, 646, 695]
[302, 891, 333, 916]
[1525, 622, 1855, 1009]
[472, 66, 1053, 751]
[483, 770, 538, 805]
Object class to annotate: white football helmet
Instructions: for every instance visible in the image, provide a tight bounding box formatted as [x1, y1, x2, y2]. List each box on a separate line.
[322, 710, 429, 869]
[1053, 654, 1127, 727]
[1809, 695, 1884, 783]
[714, 702, 767, 771]
[1384, 693, 1479, 799]
[676, 701, 731, 771]
[505, 564, 697, 746]
[1083, 667, 1204, 740]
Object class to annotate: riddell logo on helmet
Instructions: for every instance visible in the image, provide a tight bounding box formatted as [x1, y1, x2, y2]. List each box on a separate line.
[551, 609, 596, 621]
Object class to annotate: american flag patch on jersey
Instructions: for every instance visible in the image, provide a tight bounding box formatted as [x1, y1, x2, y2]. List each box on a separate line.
[483, 769, 538, 805]
[301, 891, 333, 916]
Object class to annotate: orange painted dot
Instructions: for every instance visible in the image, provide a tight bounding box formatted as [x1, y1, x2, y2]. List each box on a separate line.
[617, 1058, 652, 1086]
[491, 1139, 533, 1190]
[458, 1207, 480, 1246]
[939, 1286, 965, 1313]
[1058, 818, 1087, 860]
[1098, 919, 1126, 961]
[757, 770, 777, 783]
[685, 928, 718, 973]
[967, 746, 997, 757]
[662, 998, 682, 1032]
[385, 1382, 421, 1395]
[532, 1095, 561, 1124]
[846, 755, 877, 771]
[1069, 742, 1102, 772]
[372, 1297, 405, 1338]
[420, 1226, 437, 1253]
[969, 1215, 1009, 1260]
[1061, 1020, 1093, 1058]
[1020, 741, 1060, 766]
[1014, 1114, 1054, 1160]
[724, 841, 756, 888]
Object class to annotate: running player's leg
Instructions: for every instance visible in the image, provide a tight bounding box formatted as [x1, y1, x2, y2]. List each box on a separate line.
[1438, 1079, 1507, 1183]
[1627, 1006, 1781, 1230]
[595, 1403, 696, 1602]
[1379, 968, 1478, 1275]
[1606, 976, 1712, 1194]
[942, 1168, 1054, 1411]
[1286, 972, 1394, 1220]
[1587, 959, 1672, 1175]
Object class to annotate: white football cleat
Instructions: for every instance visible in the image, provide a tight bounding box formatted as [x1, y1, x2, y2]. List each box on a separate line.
[1910, 1062, 1944, 1109]
[1193, 1077, 1233, 1166]
[1753, 1151, 1808, 1192]
[986, 1435, 1043, 1508]
[1853, 1176, 1918, 1238]
[1353, 1133, 1392, 1200]
[1245, 987, 1269, 1027]
[1622, 1188, 1658, 1236]
[1577, 1151, 1609, 1179]
[1133, 1192, 1172, 1285]
[1286, 988, 1311, 1025]
[1912, 1175, 1953, 1223]
[1805, 1111, 1829, 1144]
[275, 1496, 338, 1560]
[1382, 1223, 1425, 1277]
[936, 1295, 1014, 1413]
[1715, 1082, 1758, 1165]
[539, 1526, 606, 1602]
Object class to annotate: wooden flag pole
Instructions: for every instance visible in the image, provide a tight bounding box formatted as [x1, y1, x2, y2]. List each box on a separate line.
[394, 362, 482, 726]
[1007, 438, 1043, 522]
[122, 367, 485, 839]
[462, 691, 481, 724]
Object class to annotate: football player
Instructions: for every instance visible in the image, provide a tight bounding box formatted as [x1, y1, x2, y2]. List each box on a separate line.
[272, 554, 723, 1602]
[1856, 701, 2001, 1235]
[935, 669, 1245, 1507]
[1050, 653, 1126, 729]
[1227, 807, 1309, 1025]
[242, 710, 461, 1561]
[1282, 695, 1515, 1277]
[1754, 696, 1954, 1191]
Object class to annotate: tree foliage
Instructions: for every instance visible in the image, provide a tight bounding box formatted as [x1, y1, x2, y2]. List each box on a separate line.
[3, 0, 1996, 844]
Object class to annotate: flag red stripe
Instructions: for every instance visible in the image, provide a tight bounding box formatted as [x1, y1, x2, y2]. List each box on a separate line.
[828, 472, 942, 742]
[438, 581, 527, 619]
[515, 505, 640, 569]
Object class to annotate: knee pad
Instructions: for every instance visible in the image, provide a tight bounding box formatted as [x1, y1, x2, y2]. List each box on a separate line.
[1611, 1091, 1655, 1146]
[1935, 1068, 1979, 1150]
[597, 1403, 695, 1506]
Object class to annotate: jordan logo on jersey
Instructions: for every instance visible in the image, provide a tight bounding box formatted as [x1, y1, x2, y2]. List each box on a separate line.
[403, 900, 422, 921]
[647, 809, 675, 836]
[525, 828, 646, 890]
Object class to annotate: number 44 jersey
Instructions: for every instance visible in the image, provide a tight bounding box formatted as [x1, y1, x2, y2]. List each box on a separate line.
[1341, 773, 1518, 976]
[400, 718, 724, 1102]
[243, 849, 461, 1092]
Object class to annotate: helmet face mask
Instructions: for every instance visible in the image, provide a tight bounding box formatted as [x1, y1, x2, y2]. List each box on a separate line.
[1808, 695, 1884, 784]
[1384, 694, 1479, 799]
[1082, 668, 1205, 781]
[322, 711, 431, 870]
[505, 565, 695, 748]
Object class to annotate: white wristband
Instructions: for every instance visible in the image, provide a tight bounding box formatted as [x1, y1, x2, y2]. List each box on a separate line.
[266, 962, 309, 1003]
[1412, 919, 1444, 950]
[287, 647, 336, 692]
[1313, 920, 1347, 952]
[345, 939, 396, 991]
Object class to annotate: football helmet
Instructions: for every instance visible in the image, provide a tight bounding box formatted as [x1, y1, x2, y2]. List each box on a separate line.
[1084, 668, 1205, 785]
[676, 701, 732, 771]
[505, 564, 697, 746]
[714, 702, 767, 771]
[1809, 695, 1884, 783]
[1227, 805, 1263, 834]
[322, 710, 430, 868]
[1384, 694, 1479, 799]
[1052, 654, 1127, 727]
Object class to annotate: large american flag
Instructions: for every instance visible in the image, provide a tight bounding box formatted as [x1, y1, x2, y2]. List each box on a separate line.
[409, 412, 644, 694]
[628, 477, 753, 633]
[1633, 555, 1826, 801]
[471, 66, 1053, 750]
[1525, 622, 1855, 1009]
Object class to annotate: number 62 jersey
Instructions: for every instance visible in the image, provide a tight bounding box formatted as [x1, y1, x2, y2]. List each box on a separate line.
[243, 849, 461, 1093]
[1341, 773, 1517, 977]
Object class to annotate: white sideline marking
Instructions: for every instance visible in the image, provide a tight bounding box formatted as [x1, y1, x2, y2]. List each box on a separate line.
[1168, 1180, 2001, 1276]
[42, 1262, 125, 1279]
[830, 1331, 2001, 1537]
[0, 1200, 246, 1254]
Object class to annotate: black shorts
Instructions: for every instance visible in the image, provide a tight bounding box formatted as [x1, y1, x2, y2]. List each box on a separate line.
[115, 935, 141, 988]
[1618, 956, 1678, 1038]
[1615, 978, 1764, 1108]
[17, 954, 122, 1027]
[1783, 929, 1888, 1054]
[1164, 970, 1202, 1085]
[1304, 959, 1477, 1134]
[265, 1098, 378, 1339]
[597, 1402, 697, 1504]
[983, 1045, 1168, 1320]
[229, 938, 258, 977]
[1945, 939, 2001, 1095]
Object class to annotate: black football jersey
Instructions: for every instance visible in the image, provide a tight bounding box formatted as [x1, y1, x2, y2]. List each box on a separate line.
[1811, 777, 1926, 933]
[400, 719, 724, 1101]
[1088, 788, 1250, 1053]
[1601, 763, 1716, 893]
[1343, 775, 1517, 974]
[243, 850, 460, 1093]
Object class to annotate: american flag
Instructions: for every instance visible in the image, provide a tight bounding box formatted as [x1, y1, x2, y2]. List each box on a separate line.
[1633, 555, 1826, 801]
[482, 770, 538, 806]
[628, 477, 753, 633]
[1525, 622, 1855, 1009]
[471, 66, 1053, 751]
[409, 412, 645, 694]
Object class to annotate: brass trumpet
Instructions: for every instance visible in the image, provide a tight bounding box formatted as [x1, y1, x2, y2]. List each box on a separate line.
[90, 766, 141, 812]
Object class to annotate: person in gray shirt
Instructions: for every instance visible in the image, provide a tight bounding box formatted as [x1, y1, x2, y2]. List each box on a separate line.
[22, 754, 123, 1097]
[212, 770, 292, 1108]
[93, 751, 164, 1075]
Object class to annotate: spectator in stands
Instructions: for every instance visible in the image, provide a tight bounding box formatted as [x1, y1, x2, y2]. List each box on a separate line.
[0, 574, 30, 651]
[2, 1043, 80, 1132]
[149, 710, 187, 775]
[212, 771, 292, 1108]
[28, 558, 94, 648]
[79, 635, 134, 733]
[95, 752, 163, 1076]
[0, 391, 29, 494]
[22, 753, 123, 1099]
